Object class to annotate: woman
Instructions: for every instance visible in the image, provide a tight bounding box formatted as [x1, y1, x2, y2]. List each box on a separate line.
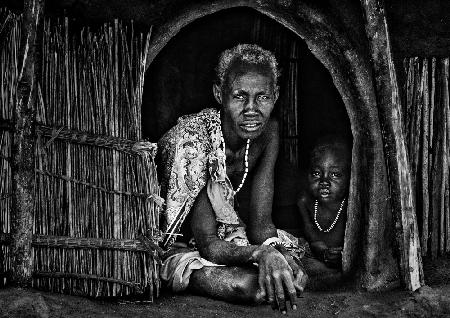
[158, 44, 307, 314]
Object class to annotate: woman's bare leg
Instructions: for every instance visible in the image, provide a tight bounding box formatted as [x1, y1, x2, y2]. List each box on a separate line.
[188, 266, 262, 304]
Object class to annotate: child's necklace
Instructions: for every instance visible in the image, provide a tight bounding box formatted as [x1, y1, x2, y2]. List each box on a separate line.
[314, 198, 346, 232]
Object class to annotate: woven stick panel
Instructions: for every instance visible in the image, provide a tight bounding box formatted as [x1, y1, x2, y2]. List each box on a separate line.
[31, 16, 162, 299]
[402, 57, 450, 258]
[0, 131, 12, 287]
[34, 137, 160, 239]
[38, 17, 148, 140]
[0, 8, 21, 287]
[33, 136, 161, 299]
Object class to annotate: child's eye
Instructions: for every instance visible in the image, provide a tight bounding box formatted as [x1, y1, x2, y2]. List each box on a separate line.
[311, 171, 321, 178]
[331, 172, 342, 178]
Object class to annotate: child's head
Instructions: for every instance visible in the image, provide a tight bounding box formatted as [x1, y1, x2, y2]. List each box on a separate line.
[307, 135, 351, 203]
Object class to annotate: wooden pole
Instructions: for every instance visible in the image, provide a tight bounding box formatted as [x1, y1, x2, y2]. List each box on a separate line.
[421, 58, 430, 256]
[10, 0, 45, 286]
[361, 0, 424, 291]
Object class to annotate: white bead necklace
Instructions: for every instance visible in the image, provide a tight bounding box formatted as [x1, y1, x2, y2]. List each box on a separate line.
[222, 137, 250, 195]
[314, 198, 346, 232]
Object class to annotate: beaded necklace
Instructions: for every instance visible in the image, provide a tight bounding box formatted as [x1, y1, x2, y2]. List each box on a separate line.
[314, 198, 346, 232]
[219, 111, 250, 194]
[222, 137, 250, 195]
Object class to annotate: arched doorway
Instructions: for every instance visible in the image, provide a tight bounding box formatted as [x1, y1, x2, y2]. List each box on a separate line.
[142, 8, 351, 168]
[143, 0, 400, 290]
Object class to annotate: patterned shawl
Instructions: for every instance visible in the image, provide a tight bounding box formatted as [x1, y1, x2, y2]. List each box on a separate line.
[158, 108, 247, 248]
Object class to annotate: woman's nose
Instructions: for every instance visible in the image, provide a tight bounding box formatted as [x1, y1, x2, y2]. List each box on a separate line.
[244, 98, 258, 114]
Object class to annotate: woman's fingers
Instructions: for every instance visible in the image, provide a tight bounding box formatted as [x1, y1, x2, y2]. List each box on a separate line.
[273, 272, 287, 314]
[264, 273, 277, 309]
[282, 271, 298, 311]
[257, 268, 266, 300]
[294, 270, 308, 296]
[284, 254, 299, 276]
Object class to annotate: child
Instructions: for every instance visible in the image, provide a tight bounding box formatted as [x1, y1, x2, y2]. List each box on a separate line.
[297, 135, 351, 273]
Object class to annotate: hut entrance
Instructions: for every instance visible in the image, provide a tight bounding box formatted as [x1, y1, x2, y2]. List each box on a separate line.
[141, 2, 422, 291]
[142, 7, 352, 241]
[142, 7, 351, 170]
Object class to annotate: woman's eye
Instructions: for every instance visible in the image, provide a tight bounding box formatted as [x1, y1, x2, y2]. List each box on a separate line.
[258, 95, 269, 101]
[311, 171, 321, 177]
[234, 94, 245, 100]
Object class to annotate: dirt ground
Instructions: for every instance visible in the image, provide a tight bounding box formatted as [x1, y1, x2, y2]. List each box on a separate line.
[1, 257, 450, 318]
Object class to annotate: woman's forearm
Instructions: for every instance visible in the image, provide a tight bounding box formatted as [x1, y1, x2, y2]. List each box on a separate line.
[198, 239, 260, 265]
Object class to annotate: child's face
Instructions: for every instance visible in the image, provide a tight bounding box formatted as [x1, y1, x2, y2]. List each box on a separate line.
[308, 147, 350, 204]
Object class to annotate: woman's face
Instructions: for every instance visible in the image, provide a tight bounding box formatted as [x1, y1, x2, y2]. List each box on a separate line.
[214, 65, 278, 141]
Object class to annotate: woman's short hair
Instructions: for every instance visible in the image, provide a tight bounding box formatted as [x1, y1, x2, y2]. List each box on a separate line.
[215, 44, 280, 89]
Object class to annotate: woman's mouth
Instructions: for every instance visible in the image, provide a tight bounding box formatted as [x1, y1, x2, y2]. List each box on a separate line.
[240, 122, 262, 132]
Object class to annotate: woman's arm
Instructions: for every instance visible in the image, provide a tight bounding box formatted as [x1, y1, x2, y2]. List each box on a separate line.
[247, 119, 279, 244]
[191, 187, 258, 264]
[191, 186, 300, 308]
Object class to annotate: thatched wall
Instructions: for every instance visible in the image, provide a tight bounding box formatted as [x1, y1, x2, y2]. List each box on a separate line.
[0, 7, 162, 299]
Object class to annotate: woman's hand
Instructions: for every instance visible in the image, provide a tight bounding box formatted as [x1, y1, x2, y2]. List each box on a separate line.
[251, 245, 300, 314]
[276, 246, 308, 296]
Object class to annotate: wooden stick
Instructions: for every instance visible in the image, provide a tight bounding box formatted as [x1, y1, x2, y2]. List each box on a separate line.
[10, 0, 45, 286]
[439, 59, 447, 254]
[430, 60, 442, 258]
[421, 58, 430, 256]
[443, 58, 450, 252]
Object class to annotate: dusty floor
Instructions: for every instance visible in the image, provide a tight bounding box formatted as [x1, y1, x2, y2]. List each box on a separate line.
[1, 257, 450, 318]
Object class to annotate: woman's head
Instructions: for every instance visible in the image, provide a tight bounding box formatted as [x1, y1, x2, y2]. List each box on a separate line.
[215, 44, 280, 91]
[213, 44, 280, 141]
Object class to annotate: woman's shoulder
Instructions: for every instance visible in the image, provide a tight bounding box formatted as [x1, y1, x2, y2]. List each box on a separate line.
[264, 117, 279, 138]
[254, 117, 279, 149]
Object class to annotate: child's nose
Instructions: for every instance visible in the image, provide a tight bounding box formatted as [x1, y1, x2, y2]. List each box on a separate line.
[319, 176, 331, 186]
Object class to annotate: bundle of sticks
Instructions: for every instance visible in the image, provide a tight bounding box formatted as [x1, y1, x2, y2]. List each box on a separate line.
[403, 57, 450, 258]
[31, 16, 162, 299]
[0, 8, 21, 287]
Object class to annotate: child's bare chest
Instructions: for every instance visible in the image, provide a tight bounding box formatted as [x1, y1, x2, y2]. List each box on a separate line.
[310, 207, 346, 247]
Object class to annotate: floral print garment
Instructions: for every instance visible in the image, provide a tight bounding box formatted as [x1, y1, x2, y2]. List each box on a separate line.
[158, 108, 244, 248]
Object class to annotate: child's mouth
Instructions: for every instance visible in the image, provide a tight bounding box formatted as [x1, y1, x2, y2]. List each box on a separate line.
[319, 189, 330, 197]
